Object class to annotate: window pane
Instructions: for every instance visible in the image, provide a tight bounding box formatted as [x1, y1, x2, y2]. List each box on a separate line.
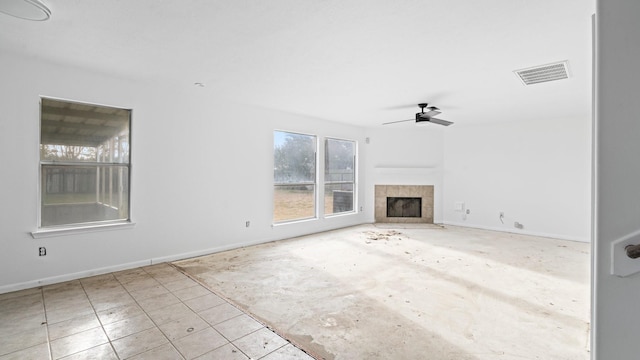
[325, 138, 354, 177]
[273, 131, 317, 223]
[274, 131, 316, 184]
[325, 138, 355, 215]
[40, 98, 130, 164]
[273, 185, 315, 222]
[40, 97, 131, 228]
[324, 183, 354, 214]
[41, 165, 129, 226]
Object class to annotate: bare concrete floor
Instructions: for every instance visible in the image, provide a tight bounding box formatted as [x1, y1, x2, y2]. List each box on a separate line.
[174, 224, 591, 360]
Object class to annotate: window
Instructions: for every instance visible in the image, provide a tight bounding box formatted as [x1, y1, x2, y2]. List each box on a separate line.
[39, 98, 131, 228]
[273, 131, 317, 223]
[324, 138, 356, 215]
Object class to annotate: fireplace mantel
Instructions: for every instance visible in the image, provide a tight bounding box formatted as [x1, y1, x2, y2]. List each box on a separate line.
[373, 167, 439, 186]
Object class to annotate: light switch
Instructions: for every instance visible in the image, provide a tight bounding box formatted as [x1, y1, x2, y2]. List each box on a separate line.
[611, 229, 640, 277]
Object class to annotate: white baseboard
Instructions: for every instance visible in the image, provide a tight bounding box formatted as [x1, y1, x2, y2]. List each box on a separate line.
[0, 238, 276, 295]
[2, 221, 587, 295]
[151, 238, 272, 264]
[442, 221, 590, 243]
[0, 259, 151, 294]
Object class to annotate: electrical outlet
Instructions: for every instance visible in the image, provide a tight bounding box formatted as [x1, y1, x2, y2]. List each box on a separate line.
[514, 222, 524, 229]
[39, 247, 46, 256]
[245, 221, 250, 228]
[360, 206, 363, 212]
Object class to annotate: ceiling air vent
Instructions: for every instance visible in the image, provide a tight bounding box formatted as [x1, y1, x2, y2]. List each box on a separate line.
[514, 61, 570, 85]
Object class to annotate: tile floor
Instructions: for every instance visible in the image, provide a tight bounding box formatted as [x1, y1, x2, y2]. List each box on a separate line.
[0, 263, 314, 360]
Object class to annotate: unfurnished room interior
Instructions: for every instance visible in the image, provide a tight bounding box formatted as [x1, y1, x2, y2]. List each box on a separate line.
[2, 1, 640, 359]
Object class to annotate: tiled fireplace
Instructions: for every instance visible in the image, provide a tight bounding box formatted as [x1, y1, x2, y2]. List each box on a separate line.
[375, 185, 434, 223]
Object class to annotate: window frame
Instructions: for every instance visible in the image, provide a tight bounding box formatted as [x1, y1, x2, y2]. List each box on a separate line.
[34, 97, 133, 236]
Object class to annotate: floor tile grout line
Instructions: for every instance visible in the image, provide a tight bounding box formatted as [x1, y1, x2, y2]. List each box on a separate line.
[261, 344, 292, 360]
[111, 267, 180, 360]
[141, 265, 254, 359]
[118, 264, 263, 359]
[169, 262, 319, 360]
[40, 286, 54, 360]
[28, 264, 308, 360]
[85, 271, 181, 360]
[139, 265, 201, 360]
[142, 264, 269, 359]
[180, 273, 296, 359]
[0, 290, 46, 359]
[65, 272, 154, 360]
[77, 277, 121, 360]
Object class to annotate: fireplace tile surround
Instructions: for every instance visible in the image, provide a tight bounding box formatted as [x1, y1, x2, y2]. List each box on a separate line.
[375, 185, 434, 223]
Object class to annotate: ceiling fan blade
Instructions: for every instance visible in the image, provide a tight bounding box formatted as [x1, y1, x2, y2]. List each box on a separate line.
[382, 104, 419, 110]
[382, 119, 414, 125]
[428, 117, 454, 126]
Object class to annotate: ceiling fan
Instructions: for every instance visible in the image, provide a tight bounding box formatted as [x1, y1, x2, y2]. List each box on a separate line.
[383, 103, 453, 126]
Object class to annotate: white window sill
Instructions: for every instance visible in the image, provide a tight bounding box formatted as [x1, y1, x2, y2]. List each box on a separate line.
[272, 217, 317, 227]
[31, 221, 136, 239]
[324, 210, 357, 219]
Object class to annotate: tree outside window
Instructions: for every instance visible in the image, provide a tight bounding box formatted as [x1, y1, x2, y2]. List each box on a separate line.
[273, 131, 317, 223]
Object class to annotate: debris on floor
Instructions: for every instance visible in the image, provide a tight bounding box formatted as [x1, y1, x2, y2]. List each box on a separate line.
[363, 230, 402, 241]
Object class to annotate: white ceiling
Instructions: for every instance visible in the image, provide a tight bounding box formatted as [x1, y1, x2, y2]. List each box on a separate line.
[0, 0, 595, 127]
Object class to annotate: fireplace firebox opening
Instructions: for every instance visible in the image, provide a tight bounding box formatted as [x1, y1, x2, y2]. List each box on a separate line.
[386, 197, 422, 218]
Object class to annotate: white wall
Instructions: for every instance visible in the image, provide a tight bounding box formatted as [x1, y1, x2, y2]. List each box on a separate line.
[594, 1, 640, 358]
[363, 126, 445, 223]
[0, 52, 367, 292]
[0, 48, 593, 293]
[443, 119, 592, 242]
